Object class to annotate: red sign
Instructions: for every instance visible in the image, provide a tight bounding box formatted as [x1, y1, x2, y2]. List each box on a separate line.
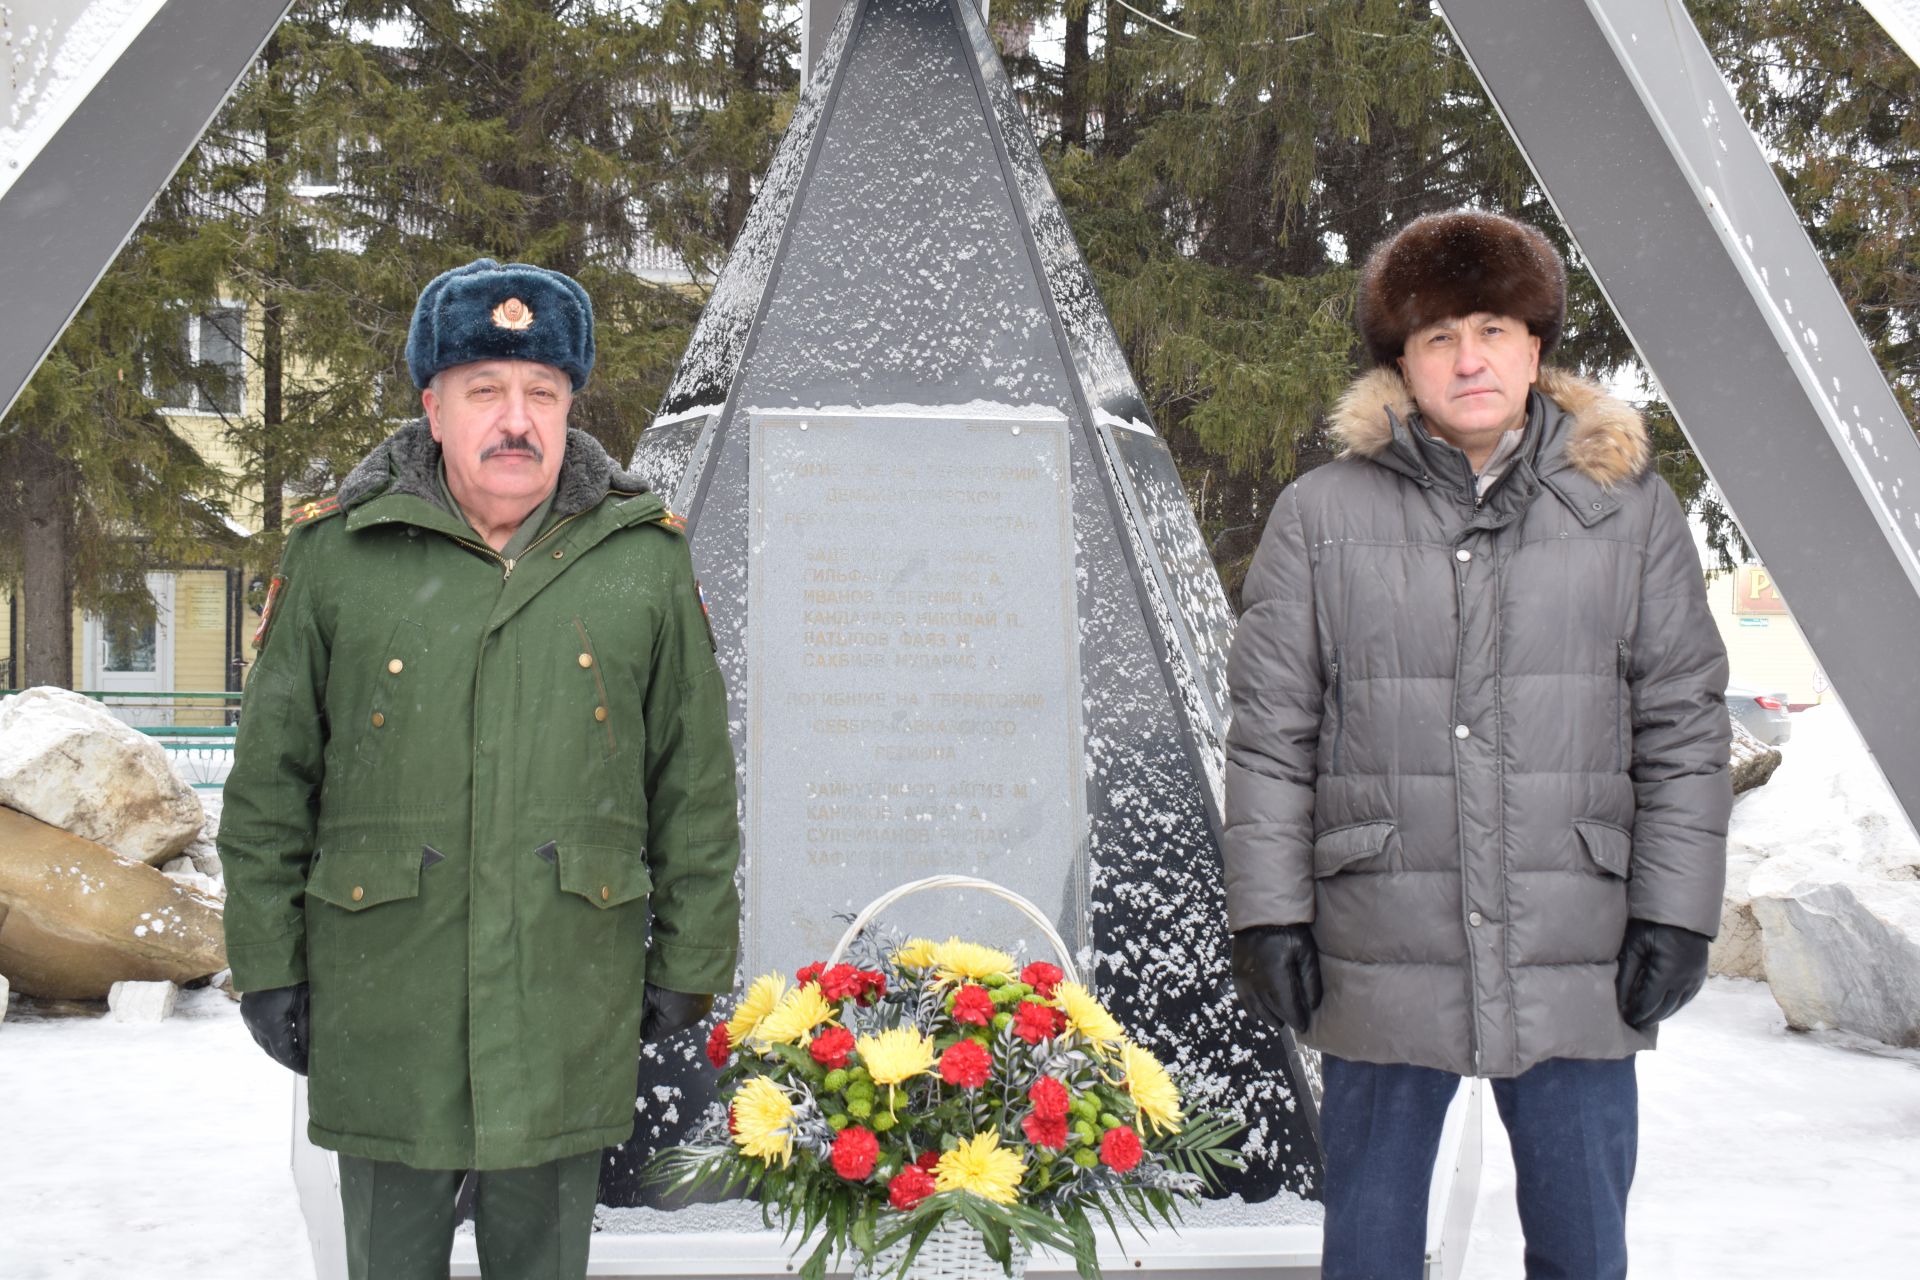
[1734, 566, 1790, 615]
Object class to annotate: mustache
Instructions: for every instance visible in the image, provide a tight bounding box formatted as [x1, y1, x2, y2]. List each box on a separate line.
[480, 434, 544, 461]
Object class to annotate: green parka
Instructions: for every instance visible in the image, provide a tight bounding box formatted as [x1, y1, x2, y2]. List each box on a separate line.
[219, 420, 741, 1170]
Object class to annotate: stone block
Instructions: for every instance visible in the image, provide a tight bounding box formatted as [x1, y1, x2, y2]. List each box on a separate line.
[108, 979, 179, 1021]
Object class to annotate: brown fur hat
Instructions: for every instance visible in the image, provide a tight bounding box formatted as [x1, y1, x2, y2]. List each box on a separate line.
[1354, 210, 1566, 366]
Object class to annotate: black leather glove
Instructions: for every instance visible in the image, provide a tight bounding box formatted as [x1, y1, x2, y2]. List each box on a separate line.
[639, 984, 713, 1042]
[239, 982, 311, 1076]
[1230, 924, 1322, 1034]
[1615, 918, 1712, 1030]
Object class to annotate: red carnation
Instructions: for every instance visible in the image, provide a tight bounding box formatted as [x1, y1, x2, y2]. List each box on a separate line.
[831, 1125, 881, 1181]
[938, 1039, 993, 1088]
[914, 1150, 942, 1171]
[859, 969, 889, 1004]
[888, 1165, 937, 1211]
[1028, 1076, 1070, 1120]
[1099, 1126, 1143, 1173]
[820, 963, 867, 1003]
[796, 961, 827, 987]
[1022, 1111, 1069, 1149]
[705, 1021, 732, 1069]
[810, 1025, 856, 1070]
[950, 984, 995, 1026]
[1013, 999, 1065, 1044]
[1021, 962, 1065, 998]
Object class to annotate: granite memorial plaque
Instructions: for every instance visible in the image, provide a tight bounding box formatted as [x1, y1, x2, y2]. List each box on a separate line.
[746, 411, 1084, 974]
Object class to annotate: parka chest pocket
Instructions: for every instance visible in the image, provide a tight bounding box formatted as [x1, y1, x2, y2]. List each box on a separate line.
[554, 841, 651, 909]
[347, 618, 428, 771]
[306, 847, 424, 912]
[568, 617, 631, 762]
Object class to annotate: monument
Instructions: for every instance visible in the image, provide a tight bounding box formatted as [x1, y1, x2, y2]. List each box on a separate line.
[608, 0, 1326, 1231]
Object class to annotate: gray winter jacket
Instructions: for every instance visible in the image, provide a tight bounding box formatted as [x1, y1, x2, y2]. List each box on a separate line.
[1222, 367, 1731, 1077]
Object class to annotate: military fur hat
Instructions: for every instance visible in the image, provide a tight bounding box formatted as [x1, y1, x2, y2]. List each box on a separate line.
[1354, 210, 1566, 366]
[406, 258, 596, 390]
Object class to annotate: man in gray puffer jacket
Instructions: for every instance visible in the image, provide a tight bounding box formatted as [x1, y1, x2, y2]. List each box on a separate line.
[1225, 210, 1730, 1279]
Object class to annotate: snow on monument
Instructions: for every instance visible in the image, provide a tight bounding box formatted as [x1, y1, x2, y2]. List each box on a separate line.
[612, 0, 1322, 1212]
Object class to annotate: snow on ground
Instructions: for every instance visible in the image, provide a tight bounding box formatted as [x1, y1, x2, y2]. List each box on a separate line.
[0, 986, 316, 1280]
[1462, 977, 1920, 1278]
[1723, 703, 1920, 875]
[1, 977, 1915, 1279]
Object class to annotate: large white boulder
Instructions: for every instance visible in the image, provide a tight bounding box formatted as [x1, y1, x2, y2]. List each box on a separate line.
[1748, 853, 1920, 1048]
[0, 686, 204, 866]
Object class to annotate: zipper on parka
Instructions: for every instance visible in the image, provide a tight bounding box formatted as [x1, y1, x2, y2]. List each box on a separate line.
[448, 509, 590, 581]
[1615, 640, 1631, 772]
[1329, 649, 1345, 774]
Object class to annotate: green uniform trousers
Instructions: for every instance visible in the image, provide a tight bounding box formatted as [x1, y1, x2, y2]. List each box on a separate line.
[338, 1151, 600, 1279]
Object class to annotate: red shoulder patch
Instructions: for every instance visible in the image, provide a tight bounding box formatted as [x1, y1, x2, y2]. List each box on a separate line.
[252, 574, 287, 650]
[290, 494, 340, 526]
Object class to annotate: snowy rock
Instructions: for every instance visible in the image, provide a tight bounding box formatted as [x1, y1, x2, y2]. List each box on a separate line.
[108, 980, 179, 1022]
[1709, 852, 1766, 981]
[1748, 854, 1920, 1048]
[0, 687, 204, 865]
[0, 805, 226, 1000]
[0, 970, 9, 1025]
[1728, 716, 1781, 795]
[178, 830, 223, 880]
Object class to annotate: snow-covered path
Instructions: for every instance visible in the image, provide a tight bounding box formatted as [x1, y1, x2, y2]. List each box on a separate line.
[3, 978, 1916, 1278]
[1, 987, 316, 1280]
[1462, 977, 1920, 1278]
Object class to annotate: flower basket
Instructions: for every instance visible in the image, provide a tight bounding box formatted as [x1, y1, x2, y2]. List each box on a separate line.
[650, 875, 1243, 1280]
[852, 1218, 1030, 1280]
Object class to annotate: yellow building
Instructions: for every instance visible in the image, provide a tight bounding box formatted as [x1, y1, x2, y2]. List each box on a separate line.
[1, 305, 265, 729]
[1704, 563, 1826, 708]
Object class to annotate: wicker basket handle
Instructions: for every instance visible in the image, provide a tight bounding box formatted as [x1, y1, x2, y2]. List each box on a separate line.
[826, 874, 1081, 986]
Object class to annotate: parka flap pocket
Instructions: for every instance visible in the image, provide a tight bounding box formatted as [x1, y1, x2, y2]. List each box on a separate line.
[1312, 821, 1396, 877]
[556, 842, 652, 909]
[306, 848, 423, 911]
[1574, 820, 1632, 879]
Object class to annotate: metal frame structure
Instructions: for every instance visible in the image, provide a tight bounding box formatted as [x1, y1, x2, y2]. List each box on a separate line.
[1437, 0, 1920, 825]
[7, 2, 1917, 1278]
[0, 0, 296, 423]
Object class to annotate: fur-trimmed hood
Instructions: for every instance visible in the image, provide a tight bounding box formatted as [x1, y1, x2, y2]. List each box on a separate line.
[338, 418, 650, 519]
[1328, 365, 1650, 489]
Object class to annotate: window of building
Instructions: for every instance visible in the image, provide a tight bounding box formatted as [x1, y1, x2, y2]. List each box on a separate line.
[159, 307, 246, 414]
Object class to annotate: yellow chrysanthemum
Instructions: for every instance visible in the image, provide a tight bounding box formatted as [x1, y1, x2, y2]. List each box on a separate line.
[1115, 1040, 1184, 1135]
[730, 1076, 796, 1167]
[892, 937, 940, 969]
[934, 1131, 1026, 1205]
[753, 982, 837, 1047]
[1054, 981, 1124, 1053]
[726, 973, 788, 1048]
[930, 937, 1015, 984]
[855, 1026, 938, 1086]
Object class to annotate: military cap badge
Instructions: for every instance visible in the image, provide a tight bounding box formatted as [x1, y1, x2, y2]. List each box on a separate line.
[492, 297, 535, 330]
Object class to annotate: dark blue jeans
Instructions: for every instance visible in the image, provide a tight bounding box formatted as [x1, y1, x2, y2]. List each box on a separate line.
[1320, 1054, 1637, 1280]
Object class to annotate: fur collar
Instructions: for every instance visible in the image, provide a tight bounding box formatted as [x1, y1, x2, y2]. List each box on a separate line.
[339, 419, 650, 519]
[1328, 366, 1650, 488]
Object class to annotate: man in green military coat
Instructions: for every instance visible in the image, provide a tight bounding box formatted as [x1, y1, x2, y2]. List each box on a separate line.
[220, 259, 741, 1279]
